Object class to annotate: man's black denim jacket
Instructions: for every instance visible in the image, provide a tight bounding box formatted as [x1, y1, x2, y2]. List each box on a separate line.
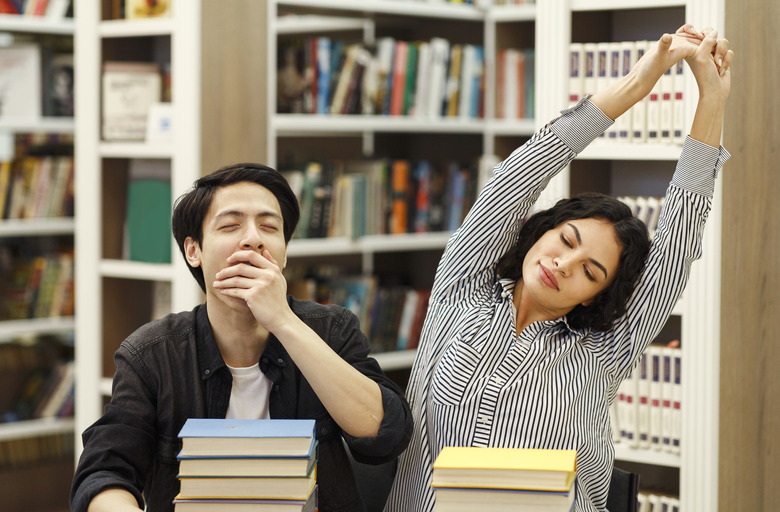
[70, 299, 413, 512]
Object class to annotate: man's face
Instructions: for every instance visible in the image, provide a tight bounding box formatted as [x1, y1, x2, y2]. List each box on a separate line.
[184, 181, 288, 312]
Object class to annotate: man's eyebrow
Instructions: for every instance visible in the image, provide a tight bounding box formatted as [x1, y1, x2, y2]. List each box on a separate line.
[567, 222, 608, 279]
[213, 209, 282, 221]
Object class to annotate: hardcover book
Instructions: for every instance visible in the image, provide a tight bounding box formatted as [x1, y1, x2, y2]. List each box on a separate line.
[178, 419, 316, 457]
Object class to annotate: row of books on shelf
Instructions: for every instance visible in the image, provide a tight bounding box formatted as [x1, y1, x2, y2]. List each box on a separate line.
[2, 359, 73, 423]
[1, 248, 74, 320]
[0, 41, 73, 120]
[612, 344, 681, 454]
[288, 270, 430, 355]
[0, 156, 74, 220]
[174, 418, 318, 511]
[619, 196, 665, 237]
[282, 158, 478, 239]
[278, 35, 489, 120]
[569, 41, 687, 145]
[0, 430, 73, 469]
[0, 338, 74, 424]
[496, 47, 535, 120]
[0, 0, 70, 18]
[431, 447, 576, 512]
[638, 491, 680, 512]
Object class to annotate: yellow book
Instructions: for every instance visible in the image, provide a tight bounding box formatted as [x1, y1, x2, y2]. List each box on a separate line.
[431, 447, 576, 492]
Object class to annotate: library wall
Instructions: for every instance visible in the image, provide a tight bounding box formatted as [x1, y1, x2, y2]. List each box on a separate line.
[720, 1, 780, 510]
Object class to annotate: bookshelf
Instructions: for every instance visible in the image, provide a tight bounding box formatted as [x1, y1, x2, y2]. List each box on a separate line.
[265, 1, 727, 510]
[0, 8, 76, 512]
[73, 0, 272, 468]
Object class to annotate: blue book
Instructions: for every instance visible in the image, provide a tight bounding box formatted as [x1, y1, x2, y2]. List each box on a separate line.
[178, 418, 316, 457]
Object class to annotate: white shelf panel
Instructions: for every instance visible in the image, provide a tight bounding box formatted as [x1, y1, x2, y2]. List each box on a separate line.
[99, 259, 174, 281]
[0, 218, 74, 237]
[287, 232, 452, 257]
[277, 14, 370, 34]
[0, 14, 74, 34]
[99, 377, 113, 397]
[0, 117, 75, 133]
[485, 4, 536, 22]
[614, 444, 681, 467]
[577, 142, 682, 161]
[277, 0, 483, 20]
[0, 317, 75, 343]
[0, 418, 75, 442]
[274, 114, 485, 136]
[99, 141, 173, 159]
[99, 17, 174, 37]
[487, 118, 537, 137]
[373, 349, 417, 371]
[571, 0, 685, 11]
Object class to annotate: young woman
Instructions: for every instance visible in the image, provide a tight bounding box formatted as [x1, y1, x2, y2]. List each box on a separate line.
[385, 25, 733, 512]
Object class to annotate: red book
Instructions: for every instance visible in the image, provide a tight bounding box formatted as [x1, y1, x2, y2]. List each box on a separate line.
[389, 41, 409, 116]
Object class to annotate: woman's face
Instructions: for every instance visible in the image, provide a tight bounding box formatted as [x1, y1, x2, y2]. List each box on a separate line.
[521, 218, 622, 317]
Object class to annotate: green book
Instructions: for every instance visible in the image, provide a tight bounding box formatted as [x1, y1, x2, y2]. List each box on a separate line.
[126, 178, 171, 263]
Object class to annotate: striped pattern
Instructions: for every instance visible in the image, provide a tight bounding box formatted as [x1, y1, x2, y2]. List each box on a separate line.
[384, 100, 729, 512]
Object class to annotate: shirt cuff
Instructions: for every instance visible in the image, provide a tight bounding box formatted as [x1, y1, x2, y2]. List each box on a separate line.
[549, 96, 614, 154]
[671, 136, 731, 198]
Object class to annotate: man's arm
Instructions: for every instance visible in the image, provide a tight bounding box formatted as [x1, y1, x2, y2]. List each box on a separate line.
[87, 488, 142, 512]
[215, 249, 384, 438]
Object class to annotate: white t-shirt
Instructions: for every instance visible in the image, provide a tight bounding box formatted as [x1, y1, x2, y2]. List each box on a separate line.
[225, 362, 272, 420]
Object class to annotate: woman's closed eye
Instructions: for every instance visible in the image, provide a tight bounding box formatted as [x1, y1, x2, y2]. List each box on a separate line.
[583, 265, 596, 282]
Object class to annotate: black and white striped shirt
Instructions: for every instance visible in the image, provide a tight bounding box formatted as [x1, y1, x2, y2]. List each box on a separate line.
[384, 98, 730, 512]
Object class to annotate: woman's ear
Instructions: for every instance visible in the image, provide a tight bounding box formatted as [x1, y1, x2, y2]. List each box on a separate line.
[184, 237, 202, 268]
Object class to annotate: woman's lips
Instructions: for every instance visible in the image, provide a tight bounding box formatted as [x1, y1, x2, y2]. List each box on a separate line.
[539, 263, 559, 290]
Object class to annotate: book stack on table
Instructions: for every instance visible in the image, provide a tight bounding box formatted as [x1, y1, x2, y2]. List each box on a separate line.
[431, 447, 577, 512]
[174, 419, 318, 511]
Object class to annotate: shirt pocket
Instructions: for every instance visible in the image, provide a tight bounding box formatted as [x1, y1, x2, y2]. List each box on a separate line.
[430, 340, 483, 407]
[156, 432, 181, 465]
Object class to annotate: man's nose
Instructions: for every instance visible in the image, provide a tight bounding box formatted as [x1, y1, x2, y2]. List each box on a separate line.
[240, 226, 263, 249]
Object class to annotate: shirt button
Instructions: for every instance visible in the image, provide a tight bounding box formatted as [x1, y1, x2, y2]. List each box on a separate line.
[274, 385, 280, 392]
[204, 369, 210, 375]
[320, 427, 329, 436]
[277, 358, 284, 365]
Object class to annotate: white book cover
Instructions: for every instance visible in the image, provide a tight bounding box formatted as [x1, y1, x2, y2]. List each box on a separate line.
[637, 352, 651, 450]
[637, 494, 649, 512]
[646, 65, 662, 143]
[0, 44, 42, 119]
[648, 493, 661, 511]
[102, 62, 162, 140]
[631, 41, 650, 142]
[412, 41, 431, 118]
[569, 42, 585, 104]
[427, 37, 450, 119]
[375, 37, 396, 115]
[673, 59, 686, 144]
[502, 48, 520, 119]
[606, 42, 622, 141]
[648, 345, 664, 450]
[617, 369, 639, 447]
[671, 348, 682, 454]
[635, 196, 650, 227]
[660, 65, 675, 143]
[661, 347, 675, 451]
[458, 44, 476, 120]
[583, 43, 598, 96]
[595, 42, 610, 138]
[619, 41, 636, 142]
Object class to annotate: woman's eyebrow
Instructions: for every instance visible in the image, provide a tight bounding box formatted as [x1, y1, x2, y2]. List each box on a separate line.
[567, 222, 608, 279]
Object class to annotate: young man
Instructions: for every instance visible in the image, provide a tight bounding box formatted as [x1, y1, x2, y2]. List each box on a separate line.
[71, 164, 413, 512]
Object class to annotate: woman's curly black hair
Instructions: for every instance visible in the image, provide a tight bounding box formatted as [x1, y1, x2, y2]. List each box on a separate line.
[495, 193, 651, 332]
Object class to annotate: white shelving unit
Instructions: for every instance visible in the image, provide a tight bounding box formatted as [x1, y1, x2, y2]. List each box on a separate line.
[267, 1, 724, 510]
[0, 15, 75, 445]
[74, 0, 202, 461]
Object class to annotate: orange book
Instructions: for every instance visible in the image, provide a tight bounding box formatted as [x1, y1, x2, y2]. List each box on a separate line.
[390, 160, 410, 234]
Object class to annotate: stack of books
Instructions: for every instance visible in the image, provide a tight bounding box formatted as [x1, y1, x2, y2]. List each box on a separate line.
[431, 447, 577, 512]
[174, 419, 318, 511]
